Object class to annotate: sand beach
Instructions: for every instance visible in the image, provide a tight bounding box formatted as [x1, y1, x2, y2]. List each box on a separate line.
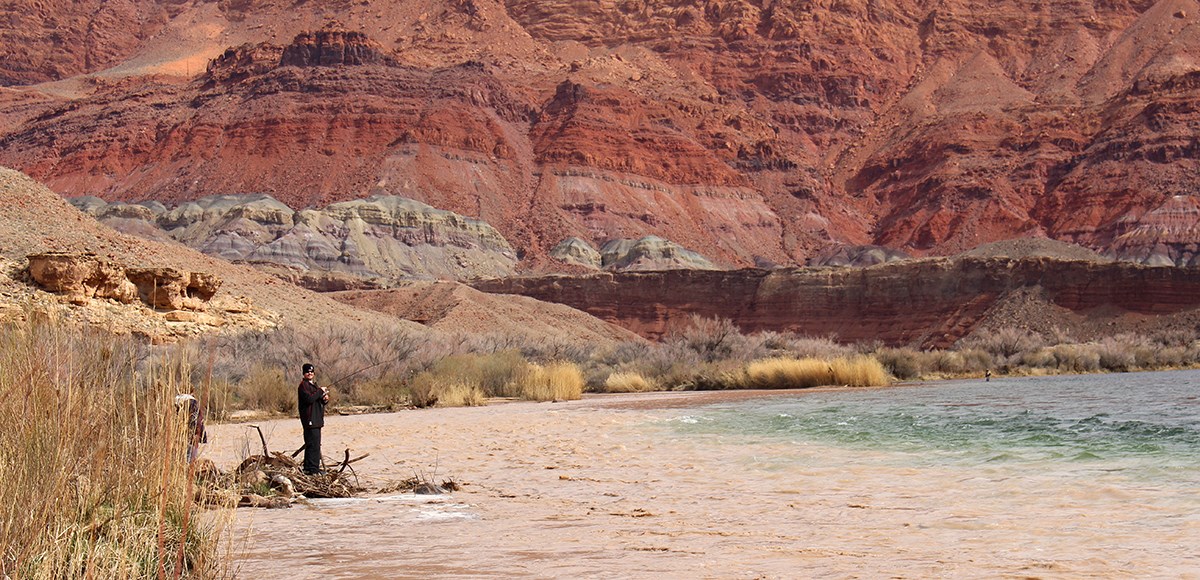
[207, 387, 1200, 579]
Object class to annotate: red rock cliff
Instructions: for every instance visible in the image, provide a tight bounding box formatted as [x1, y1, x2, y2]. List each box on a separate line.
[473, 257, 1200, 348]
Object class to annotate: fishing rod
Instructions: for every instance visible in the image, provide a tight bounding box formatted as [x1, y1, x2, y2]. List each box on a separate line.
[322, 350, 413, 390]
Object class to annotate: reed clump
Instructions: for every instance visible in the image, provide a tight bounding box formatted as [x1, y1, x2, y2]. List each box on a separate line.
[0, 318, 225, 578]
[602, 372, 656, 393]
[743, 356, 891, 389]
[520, 362, 584, 402]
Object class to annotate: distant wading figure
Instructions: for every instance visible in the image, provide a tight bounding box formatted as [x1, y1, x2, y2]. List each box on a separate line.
[174, 393, 206, 463]
[297, 363, 329, 475]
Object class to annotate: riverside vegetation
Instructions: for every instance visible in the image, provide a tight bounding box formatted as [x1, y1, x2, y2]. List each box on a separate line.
[6, 312, 1199, 577]
[0, 317, 227, 579]
[177, 314, 1200, 419]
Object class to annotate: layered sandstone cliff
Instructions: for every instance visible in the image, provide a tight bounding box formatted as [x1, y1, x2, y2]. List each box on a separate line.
[3, 1, 1200, 270]
[474, 256, 1200, 348]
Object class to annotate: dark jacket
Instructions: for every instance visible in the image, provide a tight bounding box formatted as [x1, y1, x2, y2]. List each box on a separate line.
[297, 378, 326, 429]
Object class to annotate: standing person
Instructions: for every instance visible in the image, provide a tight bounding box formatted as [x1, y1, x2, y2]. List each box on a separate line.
[297, 363, 329, 475]
[174, 393, 206, 463]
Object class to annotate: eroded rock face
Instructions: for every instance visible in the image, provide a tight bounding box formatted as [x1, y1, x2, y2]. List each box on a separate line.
[1105, 195, 1200, 266]
[279, 28, 387, 67]
[27, 253, 221, 311]
[73, 194, 519, 285]
[474, 256, 1200, 349]
[4, 5, 1200, 267]
[27, 253, 138, 306]
[599, 236, 717, 271]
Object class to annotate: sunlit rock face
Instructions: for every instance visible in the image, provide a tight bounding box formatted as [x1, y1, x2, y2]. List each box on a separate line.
[6, 4, 1200, 267]
[27, 251, 221, 311]
[72, 194, 519, 286]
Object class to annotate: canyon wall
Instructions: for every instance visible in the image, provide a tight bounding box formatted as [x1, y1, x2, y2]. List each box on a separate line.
[474, 257, 1200, 348]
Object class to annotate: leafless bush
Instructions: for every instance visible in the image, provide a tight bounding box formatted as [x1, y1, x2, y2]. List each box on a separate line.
[781, 336, 856, 360]
[1046, 344, 1101, 373]
[873, 347, 931, 380]
[1095, 333, 1150, 371]
[961, 327, 1046, 360]
[666, 315, 745, 363]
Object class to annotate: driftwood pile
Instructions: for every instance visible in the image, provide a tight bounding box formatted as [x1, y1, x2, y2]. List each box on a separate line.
[228, 425, 367, 508]
[205, 425, 460, 509]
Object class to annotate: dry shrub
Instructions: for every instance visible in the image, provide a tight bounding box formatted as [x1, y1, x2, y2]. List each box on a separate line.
[874, 347, 931, 380]
[197, 320, 421, 408]
[829, 355, 891, 387]
[745, 357, 834, 389]
[435, 380, 487, 407]
[745, 356, 890, 389]
[959, 348, 994, 373]
[1095, 334, 1142, 371]
[602, 372, 657, 393]
[0, 319, 225, 578]
[1047, 344, 1100, 372]
[347, 372, 408, 407]
[406, 373, 485, 408]
[964, 327, 1046, 359]
[407, 372, 439, 408]
[1018, 348, 1057, 369]
[519, 362, 585, 401]
[666, 315, 764, 363]
[235, 364, 292, 414]
[781, 336, 856, 360]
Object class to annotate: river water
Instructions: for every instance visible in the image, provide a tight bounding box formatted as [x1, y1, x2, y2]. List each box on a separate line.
[650, 370, 1200, 577]
[218, 370, 1200, 579]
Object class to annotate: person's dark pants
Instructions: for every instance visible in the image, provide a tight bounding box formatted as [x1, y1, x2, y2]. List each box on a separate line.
[303, 427, 322, 474]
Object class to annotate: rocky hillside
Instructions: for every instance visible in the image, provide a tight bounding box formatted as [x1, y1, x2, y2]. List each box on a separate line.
[3, 0, 1199, 272]
[0, 167, 643, 346]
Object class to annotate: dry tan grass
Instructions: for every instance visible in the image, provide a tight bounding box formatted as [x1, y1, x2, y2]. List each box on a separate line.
[829, 355, 891, 387]
[520, 362, 585, 401]
[434, 380, 487, 407]
[406, 373, 486, 408]
[744, 356, 891, 389]
[602, 371, 657, 393]
[0, 317, 226, 578]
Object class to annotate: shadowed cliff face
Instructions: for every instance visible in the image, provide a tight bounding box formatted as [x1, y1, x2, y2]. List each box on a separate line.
[2, 0, 1199, 271]
[473, 257, 1200, 349]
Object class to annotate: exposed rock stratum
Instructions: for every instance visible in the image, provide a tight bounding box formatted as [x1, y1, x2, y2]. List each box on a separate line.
[4, 1, 1200, 271]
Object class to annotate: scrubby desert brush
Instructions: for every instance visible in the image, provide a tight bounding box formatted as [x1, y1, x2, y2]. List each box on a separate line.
[872, 347, 931, 380]
[0, 319, 225, 578]
[434, 380, 487, 407]
[602, 371, 657, 393]
[743, 356, 890, 389]
[235, 364, 293, 414]
[520, 362, 585, 401]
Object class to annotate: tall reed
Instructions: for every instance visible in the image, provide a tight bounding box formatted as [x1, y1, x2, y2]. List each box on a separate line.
[0, 317, 225, 578]
[743, 356, 891, 389]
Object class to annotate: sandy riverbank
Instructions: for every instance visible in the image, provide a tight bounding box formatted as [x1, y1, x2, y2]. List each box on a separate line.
[205, 388, 1199, 578]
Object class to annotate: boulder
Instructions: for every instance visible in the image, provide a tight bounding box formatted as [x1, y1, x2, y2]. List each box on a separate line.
[27, 252, 138, 305]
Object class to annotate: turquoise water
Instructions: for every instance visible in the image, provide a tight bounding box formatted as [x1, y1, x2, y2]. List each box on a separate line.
[670, 370, 1200, 469]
